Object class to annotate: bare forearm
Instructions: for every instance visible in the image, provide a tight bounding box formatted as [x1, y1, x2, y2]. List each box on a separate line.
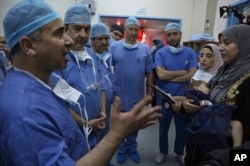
[156, 68, 187, 81]
[171, 68, 197, 82]
[171, 75, 192, 82]
[76, 130, 123, 166]
[146, 73, 154, 96]
[157, 67, 197, 82]
[100, 90, 106, 114]
[69, 108, 85, 127]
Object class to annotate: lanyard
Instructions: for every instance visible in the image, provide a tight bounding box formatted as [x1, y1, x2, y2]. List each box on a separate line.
[71, 51, 100, 90]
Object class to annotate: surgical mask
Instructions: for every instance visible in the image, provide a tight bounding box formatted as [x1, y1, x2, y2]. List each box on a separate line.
[72, 50, 91, 61]
[52, 73, 92, 151]
[123, 41, 138, 49]
[168, 45, 183, 54]
[96, 52, 111, 61]
[52, 74, 82, 106]
[71, 51, 100, 90]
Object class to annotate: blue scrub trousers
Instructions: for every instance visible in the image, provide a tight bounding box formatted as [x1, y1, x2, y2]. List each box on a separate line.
[118, 131, 138, 153]
[118, 110, 138, 154]
[159, 106, 186, 155]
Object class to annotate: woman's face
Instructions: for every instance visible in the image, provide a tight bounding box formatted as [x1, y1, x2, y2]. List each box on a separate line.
[199, 47, 214, 70]
[219, 35, 239, 65]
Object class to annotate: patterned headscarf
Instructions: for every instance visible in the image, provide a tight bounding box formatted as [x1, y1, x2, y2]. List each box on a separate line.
[210, 24, 250, 102]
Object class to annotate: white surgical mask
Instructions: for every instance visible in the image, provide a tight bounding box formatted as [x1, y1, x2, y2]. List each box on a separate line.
[123, 41, 138, 49]
[96, 52, 111, 61]
[72, 50, 92, 61]
[72, 51, 100, 91]
[52, 74, 92, 151]
[168, 45, 183, 54]
[53, 75, 82, 106]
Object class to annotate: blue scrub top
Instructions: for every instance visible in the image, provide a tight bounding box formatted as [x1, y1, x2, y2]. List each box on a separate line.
[91, 52, 114, 105]
[0, 69, 88, 165]
[154, 46, 198, 96]
[54, 47, 105, 148]
[55, 47, 104, 120]
[109, 40, 153, 110]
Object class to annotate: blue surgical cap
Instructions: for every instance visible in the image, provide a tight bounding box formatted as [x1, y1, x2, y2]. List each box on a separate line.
[90, 23, 110, 39]
[3, 0, 60, 49]
[165, 23, 181, 32]
[64, 4, 91, 25]
[124, 16, 140, 27]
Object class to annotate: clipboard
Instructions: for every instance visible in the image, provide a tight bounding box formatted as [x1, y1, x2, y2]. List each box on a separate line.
[147, 84, 176, 105]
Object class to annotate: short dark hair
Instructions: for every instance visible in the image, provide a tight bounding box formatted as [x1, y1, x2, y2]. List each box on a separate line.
[11, 28, 43, 56]
[111, 24, 124, 34]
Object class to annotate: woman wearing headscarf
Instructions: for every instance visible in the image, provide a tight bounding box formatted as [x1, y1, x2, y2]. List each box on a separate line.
[174, 24, 250, 166]
[192, 44, 223, 83]
[151, 39, 164, 61]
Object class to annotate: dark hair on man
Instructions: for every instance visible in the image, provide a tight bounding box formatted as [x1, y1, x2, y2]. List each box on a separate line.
[110, 24, 124, 34]
[11, 28, 43, 56]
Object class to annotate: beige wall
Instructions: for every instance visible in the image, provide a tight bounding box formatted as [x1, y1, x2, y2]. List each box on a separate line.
[0, 0, 238, 42]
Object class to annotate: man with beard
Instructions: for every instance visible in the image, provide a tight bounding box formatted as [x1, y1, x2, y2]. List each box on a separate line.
[109, 16, 154, 164]
[154, 23, 198, 165]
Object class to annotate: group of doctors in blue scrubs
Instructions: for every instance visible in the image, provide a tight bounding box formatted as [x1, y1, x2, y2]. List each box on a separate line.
[0, 0, 162, 165]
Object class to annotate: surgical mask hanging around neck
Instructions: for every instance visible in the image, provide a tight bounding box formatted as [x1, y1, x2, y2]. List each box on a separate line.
[168, 45, 183, 54]
[123, 41, 138, 49]
[72, 50, 91, 61]
[53, 76, 82, 106]
[96, 52, 111, 61]
[52, 74, 92, 151]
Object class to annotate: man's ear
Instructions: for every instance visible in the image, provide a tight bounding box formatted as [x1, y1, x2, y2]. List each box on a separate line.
[19, 37, 36, 56]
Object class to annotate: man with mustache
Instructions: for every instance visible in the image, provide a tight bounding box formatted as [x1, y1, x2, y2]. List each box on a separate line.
[54, 4, 107, 151]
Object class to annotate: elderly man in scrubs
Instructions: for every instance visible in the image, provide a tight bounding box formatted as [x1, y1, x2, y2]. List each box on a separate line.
[109, 16, 154, 164]
[0, 0, 162, 165]
[54, 4, 107, 150]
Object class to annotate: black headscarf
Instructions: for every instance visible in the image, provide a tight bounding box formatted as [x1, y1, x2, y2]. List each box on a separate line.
[151, 39, 164, 61]
[210, 24, 250, 102]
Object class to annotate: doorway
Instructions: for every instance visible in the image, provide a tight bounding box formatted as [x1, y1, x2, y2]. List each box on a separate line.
[100, 15, 181, 47]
